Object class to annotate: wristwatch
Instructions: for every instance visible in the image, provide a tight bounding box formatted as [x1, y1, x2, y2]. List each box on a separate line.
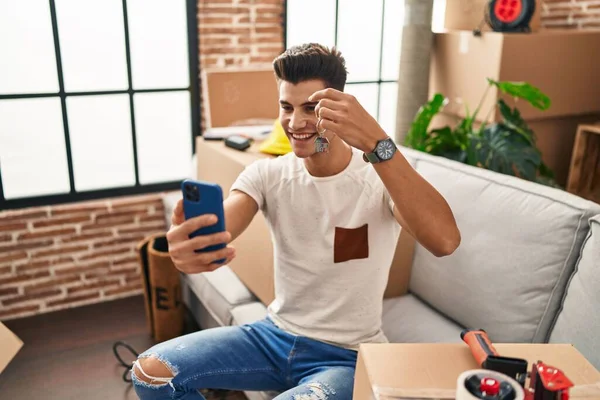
[362, 137, 397, 163]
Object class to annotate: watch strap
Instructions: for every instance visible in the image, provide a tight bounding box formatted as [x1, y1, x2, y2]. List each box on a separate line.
[362, 152, 381, 163]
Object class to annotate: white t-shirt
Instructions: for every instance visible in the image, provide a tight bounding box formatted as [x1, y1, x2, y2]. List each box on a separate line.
[230, 147, 401, 350]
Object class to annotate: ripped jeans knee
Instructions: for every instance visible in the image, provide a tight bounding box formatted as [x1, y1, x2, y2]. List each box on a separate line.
[131, 355, 177, 389]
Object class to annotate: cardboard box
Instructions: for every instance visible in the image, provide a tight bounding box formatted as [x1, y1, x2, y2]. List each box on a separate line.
[201, 68, 280, 129]
[428, 29, 600, 186]
[443, 0, 541, 33]
[196, 138, 415, 305]
[197, 138, 276, 305]
[0, 321, 23, 375]
[429, 30, 600, 120]
[354, 343, 600, 399]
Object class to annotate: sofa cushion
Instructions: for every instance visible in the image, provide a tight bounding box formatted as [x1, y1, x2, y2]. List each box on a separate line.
[549, 215, 600, 369]
[182, 266, 257, 326]
[382, 294, 464, 343]
[403, 148, 600, 343]
[231, 302, 268, 326]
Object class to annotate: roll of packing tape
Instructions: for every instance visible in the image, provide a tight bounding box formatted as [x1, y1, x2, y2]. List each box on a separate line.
[456, 369, 525, 400]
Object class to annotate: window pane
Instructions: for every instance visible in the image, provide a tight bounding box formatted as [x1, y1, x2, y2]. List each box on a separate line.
[286, 0, 336, 48]
[55, 0, 128, 92]
[345, 83, 379, 120]
[381, 0, 405, 81]
[0, 98, 70, 199]
[134, 92, 192, 184]
[0, 0, 59, 94]
[127, 0, 189, 90]
[66, 95, 135, 191]
[378, 82, 398, 137]
[432, 0, 447, 33]
[337, 0, 383, 82]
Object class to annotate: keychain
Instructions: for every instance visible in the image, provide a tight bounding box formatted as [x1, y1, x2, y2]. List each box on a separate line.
[314, 118, 330, 153]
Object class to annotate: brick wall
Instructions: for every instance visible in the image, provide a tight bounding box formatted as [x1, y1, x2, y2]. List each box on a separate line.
[0, 0, 285, 321]
[198, 0, 284, 69]
[0, 194, 167, 320]
[541, 0, 600, 29]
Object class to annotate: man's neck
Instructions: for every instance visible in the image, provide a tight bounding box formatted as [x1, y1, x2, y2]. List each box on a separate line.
[303, 135, 353, 177]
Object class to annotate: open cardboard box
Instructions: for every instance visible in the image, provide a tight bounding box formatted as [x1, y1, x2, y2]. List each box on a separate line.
[354, 343, 600, 399]
[0, 321, 23, 375]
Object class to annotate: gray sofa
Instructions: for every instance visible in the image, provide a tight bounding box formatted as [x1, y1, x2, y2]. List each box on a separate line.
[163, 146, 600, 399]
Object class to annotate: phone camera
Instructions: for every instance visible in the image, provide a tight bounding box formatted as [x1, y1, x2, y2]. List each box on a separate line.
[184, 183, 200, 202]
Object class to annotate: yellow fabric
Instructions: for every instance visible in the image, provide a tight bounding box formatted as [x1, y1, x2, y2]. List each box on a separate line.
[259, 120, 292, 155]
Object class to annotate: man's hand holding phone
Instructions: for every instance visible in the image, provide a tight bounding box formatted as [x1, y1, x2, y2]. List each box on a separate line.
[166, 199, 236, 274]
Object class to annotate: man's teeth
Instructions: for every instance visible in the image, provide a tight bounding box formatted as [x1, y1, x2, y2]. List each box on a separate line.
[292, 133, 314, 140]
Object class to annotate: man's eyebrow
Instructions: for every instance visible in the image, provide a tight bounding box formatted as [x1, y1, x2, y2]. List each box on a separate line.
[279, 100, 318, 106]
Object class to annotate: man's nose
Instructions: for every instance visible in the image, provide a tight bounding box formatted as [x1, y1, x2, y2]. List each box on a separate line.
[289, 112, 307, 131]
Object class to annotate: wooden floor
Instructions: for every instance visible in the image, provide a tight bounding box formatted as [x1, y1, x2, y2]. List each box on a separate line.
[0, 296, 247, 400]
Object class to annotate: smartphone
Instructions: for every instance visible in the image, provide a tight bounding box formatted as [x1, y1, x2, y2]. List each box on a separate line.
[181, 179, 227, 264]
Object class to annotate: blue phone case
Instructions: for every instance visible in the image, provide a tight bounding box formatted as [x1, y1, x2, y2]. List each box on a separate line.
[181, 179, 227, 264]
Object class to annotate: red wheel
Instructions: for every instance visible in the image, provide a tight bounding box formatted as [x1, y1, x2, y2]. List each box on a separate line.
[494, 0, 523, 23]
[487, 0, 535, 32]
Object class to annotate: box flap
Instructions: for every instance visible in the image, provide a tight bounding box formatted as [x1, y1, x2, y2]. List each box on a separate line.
[0, 322, 23, 374]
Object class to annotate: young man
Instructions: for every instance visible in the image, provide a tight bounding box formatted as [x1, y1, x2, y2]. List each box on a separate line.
[132, 43, 460, 400]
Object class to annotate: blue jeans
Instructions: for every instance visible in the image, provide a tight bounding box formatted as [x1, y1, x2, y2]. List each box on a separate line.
[132, 317, 358, 399]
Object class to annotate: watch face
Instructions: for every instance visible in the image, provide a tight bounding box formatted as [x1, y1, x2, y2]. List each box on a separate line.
[376, 139, 396, 160]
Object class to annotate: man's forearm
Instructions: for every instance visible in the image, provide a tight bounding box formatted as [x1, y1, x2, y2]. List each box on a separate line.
[373, 152, 461, 257]
[224, 190, 259, 242]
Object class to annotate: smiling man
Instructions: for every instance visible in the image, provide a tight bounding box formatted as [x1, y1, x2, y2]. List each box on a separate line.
[131, 43, 461, 400]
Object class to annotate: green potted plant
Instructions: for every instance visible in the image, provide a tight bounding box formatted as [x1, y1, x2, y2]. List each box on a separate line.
[404, 78, 559, 187]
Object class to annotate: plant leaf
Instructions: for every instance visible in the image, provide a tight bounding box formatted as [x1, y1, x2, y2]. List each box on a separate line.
[422, 126, 469, 158]
[404, 93, 446, 151]
[497, 99, 535, 145]
[488, 79, 551, 111]
[470, 123, 542, 181]
[538, 162, 555, 179]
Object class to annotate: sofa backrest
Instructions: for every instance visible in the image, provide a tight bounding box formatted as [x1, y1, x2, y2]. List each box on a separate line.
[399, 147, 600, 343]
[548, 214, 600, 369]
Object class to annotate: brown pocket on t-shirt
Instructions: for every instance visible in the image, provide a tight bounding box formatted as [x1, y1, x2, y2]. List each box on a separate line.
[334, 224, 369, 263]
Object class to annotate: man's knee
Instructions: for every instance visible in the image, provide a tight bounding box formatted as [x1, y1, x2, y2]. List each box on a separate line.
[133, 356, 174, 385]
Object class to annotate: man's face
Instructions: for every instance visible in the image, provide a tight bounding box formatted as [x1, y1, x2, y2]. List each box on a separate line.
[278, 79, 326, 159]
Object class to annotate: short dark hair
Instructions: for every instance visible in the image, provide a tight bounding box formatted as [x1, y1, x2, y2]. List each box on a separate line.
[273, 43, 347, 91]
